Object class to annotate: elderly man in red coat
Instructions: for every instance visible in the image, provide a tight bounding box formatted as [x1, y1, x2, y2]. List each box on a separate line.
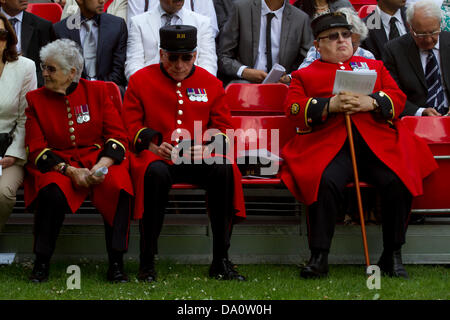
[123, 25, 246, 282]
[281, 13, 437, 279]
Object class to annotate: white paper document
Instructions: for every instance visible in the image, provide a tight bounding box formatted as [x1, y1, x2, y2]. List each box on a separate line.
[332, 70, 378, 95]
[262, 63, 286, 84]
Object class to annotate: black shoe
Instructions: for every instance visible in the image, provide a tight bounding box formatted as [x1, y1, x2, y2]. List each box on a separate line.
[300, 251, 329, 279]
[377, 249, 409, 279]
[137, 265, 157, 283]
[107, 262, 129, 283]
[30, 262, 49, 283]
[209, 258, 246, 281]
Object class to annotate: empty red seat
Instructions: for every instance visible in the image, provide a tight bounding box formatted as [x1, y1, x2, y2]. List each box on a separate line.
[26, 3, 62, 24]
[358, 4, 377, 18]
[401, 116, 450, 214]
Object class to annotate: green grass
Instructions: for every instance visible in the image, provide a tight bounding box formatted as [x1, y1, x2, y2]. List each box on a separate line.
[0, 259, 448, 300]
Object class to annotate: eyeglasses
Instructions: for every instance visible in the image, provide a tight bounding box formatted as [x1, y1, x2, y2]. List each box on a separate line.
[167, 53, 194, 62]
[411, 29, 440, 38]
[40, 63, 58, 73]
[0, 29, 8, 40]
[317, 30, 352, 41]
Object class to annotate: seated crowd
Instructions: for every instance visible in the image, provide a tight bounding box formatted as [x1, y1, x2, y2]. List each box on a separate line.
[0, 0, 447, 283]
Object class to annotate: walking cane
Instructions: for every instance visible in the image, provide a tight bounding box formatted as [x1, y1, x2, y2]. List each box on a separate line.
[344, 114, 371, 268]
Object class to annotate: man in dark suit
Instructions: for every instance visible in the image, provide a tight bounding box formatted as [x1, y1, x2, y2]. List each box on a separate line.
[0, 0, 56, 86]
[217, 0, 313, 85]
[383, 0, 449, 117]
[361, 0, 408, 60]
[54, 0, 128, 92]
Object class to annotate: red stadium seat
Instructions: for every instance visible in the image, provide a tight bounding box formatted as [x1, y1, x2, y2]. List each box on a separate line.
[401, 116, 450, 214]
[358, 4, 377, 18]
[225, 83, 289, 113]
[351, 0, 377, 12]
[26, 3, 63, 24]
[104, 81, 123, 114]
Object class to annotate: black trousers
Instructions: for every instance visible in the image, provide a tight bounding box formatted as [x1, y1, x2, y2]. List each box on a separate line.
[140, 160, 235, 266]
[307, 127, 412, 253]
[33, 184, 131, 265]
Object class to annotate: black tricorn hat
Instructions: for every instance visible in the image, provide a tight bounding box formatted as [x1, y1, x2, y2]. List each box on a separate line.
[311, 12, 353, 38]
[159, 25, 197, 53]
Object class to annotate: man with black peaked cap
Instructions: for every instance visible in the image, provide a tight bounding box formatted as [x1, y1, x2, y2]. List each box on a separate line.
[123, 25, 246, 282]
[280, 12, 437, 279]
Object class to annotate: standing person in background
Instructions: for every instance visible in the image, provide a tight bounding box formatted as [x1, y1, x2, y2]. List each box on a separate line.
[125, 0, 217, 79]
[293, 0, 353, 19]
[127, 0, 218, 36]
[218, 0, 313, 85]
[54, 0, 128, 95]
[0, 13, 36, 232]
[61, 0, 128, 22]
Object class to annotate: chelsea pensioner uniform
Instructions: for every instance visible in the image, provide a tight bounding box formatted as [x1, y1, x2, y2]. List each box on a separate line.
[24, 79, 134, 227]
[280, 56, 438, 251]
[281, 56, 437, 206]
[123, 64, 246, 221]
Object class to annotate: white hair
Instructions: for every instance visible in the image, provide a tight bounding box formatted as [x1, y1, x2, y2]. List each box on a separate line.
[337, 7, 369, 41]
[406, 0, 442, 25]
[40, 39, 84, 82]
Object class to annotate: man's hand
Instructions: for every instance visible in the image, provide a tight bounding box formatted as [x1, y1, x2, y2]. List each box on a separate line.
[328, 92, 374, 115]
[242, 68, 267, 83]
[422, 107, 441, 116]
[185, 145, 208, 162]
[0, 156, 17, 169]
[278, 74, 291, 85]
[149, 142, 173, 160]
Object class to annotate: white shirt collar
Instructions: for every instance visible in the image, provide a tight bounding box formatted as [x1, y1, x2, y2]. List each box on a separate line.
[158, 3, 184, 20]
[0, 8, 24, 23]
[261, 0, 285, 19]
[377, 6, 403, 27]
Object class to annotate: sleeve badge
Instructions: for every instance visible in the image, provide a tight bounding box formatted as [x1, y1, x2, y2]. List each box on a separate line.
[290, 103, 300, 115]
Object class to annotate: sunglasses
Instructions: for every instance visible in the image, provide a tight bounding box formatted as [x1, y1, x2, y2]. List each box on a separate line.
[0, 29, 8, 40]
[318, 30, 352, 41]
[40, 63, 58, 73]
[167, 53, 194, 62]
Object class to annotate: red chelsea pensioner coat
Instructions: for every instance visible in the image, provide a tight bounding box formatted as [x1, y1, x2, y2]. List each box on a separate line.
[280, 56, 438, 205]
[123, 64, 246, 220]
[24, 79, 134, 226]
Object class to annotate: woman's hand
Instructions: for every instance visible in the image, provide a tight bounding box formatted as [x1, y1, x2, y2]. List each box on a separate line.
[0, 156, 17, 169]
[87, 157, 114, 185]
[66, 166, 91, 188]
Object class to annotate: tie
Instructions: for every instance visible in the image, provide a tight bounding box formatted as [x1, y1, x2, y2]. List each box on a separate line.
[8, 17, 18, 29]
[82, 19, 97, 80]
[425, 50, 447, 114]
[266, 13, 275, 72]
[389, 17, 400, 41]
[163, 13, 174, 26]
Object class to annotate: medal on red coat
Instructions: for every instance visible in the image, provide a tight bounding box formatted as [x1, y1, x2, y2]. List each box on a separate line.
[75, 105, 84, 124]
[75, 104, 90, 123]
[82, 104, 90, 122]
[187, 88, 208, 102]
[350, 62, 369, 71]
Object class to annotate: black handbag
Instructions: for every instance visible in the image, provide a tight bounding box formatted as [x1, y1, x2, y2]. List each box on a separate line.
[0, 122, 17, 158]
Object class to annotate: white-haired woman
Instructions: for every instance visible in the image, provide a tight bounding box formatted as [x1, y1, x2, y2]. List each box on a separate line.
[299, 8, 375, 69]
[24, 39, 133, 283]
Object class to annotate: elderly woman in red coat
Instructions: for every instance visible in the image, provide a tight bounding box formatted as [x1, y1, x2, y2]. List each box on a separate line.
[24, 39, 133, 283]
[281, 13, 437, 279]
